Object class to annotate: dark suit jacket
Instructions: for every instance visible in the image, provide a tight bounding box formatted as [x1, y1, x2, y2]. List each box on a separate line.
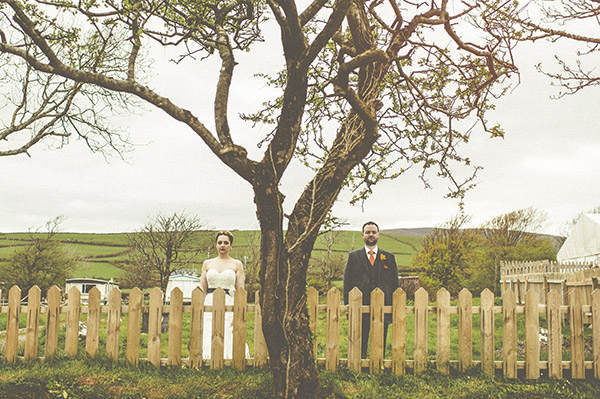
[343, 248, 399, 309]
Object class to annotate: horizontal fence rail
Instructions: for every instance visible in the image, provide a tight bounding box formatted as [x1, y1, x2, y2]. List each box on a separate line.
[1, 284, 600, 379]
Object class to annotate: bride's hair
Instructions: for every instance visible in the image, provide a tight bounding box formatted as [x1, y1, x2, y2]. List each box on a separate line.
[215, 230, 234, 245]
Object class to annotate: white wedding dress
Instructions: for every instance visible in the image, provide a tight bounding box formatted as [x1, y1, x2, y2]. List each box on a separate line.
[203, 269, 249, 359]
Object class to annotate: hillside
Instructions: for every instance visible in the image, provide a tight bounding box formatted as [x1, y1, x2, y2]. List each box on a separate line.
[0, 230, 424, 281]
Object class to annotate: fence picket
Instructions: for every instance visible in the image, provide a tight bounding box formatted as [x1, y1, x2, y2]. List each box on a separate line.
[369, 288, 384, 374]
[392, 288, 406, 376]
[414, 288, 428, 375]
[168, 287, 184, 366]
[525, 290, 540, 379]
[189, 287, 205, 368]
[253, 290, 267, 366]
[148, 287, 163, 367]
[547, 289, 563, 378]
[65, 287, 81, 358]
[24, 286, 41, 361]
[307, 287, 319, 363]
[480, 289, 495, 375]
[436, 288, 450, 375]
[458, 289, 473, 372]
[86, 287, 101, 357]
[126, 287, 143, 366]
[211, 288, 226, 369]
[348, 287, 362, 372]
[5, 286, 21, 363]
[569, 287, 585, 379]
[326, 287, 340, 372]
[45, 286, 61, 359]
[106, 288, 122, 360]
[503, 289, 517, 378]
[232, 287, 248, 370]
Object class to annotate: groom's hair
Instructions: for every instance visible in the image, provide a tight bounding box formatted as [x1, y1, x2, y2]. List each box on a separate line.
[362, 221, 379, 232]
[215, 230, 234, 244]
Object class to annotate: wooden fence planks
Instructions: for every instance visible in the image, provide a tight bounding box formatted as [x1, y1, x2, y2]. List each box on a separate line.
[4, 283, 600, 380]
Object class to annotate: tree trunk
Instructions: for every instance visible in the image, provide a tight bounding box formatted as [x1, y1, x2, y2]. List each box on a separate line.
[254, 182, 320, 398]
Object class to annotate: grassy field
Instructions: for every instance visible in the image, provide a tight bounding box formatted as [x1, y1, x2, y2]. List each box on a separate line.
[0, 230, 423, 281]
[1, 355, 599, 398]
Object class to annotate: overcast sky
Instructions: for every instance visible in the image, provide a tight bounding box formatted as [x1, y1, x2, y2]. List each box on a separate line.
[1, 29, 599, 237]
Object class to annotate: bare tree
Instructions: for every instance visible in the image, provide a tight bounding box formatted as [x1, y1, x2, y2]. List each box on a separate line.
[0, 0, 567, 396]
[480, 207, 547, 249]
[126, 212, 208, 296]
[308, 223, 346, 294]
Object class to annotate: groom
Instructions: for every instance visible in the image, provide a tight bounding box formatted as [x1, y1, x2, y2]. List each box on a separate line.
[343, 221, 399, 358]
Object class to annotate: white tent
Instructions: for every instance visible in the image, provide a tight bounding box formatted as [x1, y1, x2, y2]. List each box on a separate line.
[557, 213, 600, 265]
[166, 273, 202, 302]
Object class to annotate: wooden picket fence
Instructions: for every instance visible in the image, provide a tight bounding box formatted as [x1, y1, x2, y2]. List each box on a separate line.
[2, 284, 600, 379]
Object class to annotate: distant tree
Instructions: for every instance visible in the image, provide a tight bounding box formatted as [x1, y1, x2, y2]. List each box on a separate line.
[308, 222, 347, 294]
[125, 212, 209, 296]
[476, 207, 555, 294]
[559, 206, 600, 238]
[0, 217, 77, 296]
[412, 214, 481, 296]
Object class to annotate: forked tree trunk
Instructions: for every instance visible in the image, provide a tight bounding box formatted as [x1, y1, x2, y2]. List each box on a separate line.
[254, 184, 320, 398]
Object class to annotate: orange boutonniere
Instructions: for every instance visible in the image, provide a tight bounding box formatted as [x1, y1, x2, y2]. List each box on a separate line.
[383, 265, 388, 269]
[380, 254, 386, 261]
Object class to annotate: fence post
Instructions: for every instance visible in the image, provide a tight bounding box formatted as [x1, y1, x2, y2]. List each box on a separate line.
[126, 287, 143, 366]
[168, 287, 183, 366]
[148, 287, 163, 367]
[189, 287, 205, 368]
[569, 287, 585, 379]
[326, 287, 340, 372]
[347, 287, 362, 372]
[24, 285, 41, 361]
[232, 287, 248, 370]
[480, 288, 495, 375]
[525, 290, 540, 379]
[65, 287, 81, 358]
[436, 288, 450, 375]
[414, 288, 428, 375]
[45, 285, 61, 359]
[86, 287, 101, 358]
[502, 288, 517, 378]
[547, 289, 563, 378]
[458, 289, 473, 372]
[392, 288, 406, 376]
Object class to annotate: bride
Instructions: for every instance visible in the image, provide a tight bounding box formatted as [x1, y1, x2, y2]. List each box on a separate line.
[199, 230, 246, 360]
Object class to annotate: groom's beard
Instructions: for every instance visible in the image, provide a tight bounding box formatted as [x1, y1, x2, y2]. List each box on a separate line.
[364, 237, 378, 246]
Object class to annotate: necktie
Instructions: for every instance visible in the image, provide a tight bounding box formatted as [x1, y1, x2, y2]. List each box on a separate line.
[369, 250, 375, 266]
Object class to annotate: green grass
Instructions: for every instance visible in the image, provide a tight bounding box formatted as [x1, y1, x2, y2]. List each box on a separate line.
[70, 261, 127, 279]
[1, 356, 599, 398]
